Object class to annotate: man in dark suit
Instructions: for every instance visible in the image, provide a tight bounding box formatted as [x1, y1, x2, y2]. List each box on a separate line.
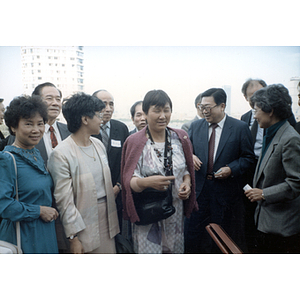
[92, 89, 129, 233]
[240, 78, 296, 253]
[129, 100, 146, 135]
[184, 88, 255, 253]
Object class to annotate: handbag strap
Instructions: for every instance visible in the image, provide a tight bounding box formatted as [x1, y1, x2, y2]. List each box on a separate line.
[4, 151, 22, 253]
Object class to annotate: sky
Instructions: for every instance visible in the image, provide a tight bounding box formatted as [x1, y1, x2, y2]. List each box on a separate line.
[1, 46, 300, 121]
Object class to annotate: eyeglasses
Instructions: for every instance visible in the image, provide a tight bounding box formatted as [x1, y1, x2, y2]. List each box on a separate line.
[198, 104, 218, 113]
[95, 112, 104, 119]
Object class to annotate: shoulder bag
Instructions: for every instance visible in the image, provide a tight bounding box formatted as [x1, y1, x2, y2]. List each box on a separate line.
[0, 152, 23, 254]
[132, 128, 175, 226]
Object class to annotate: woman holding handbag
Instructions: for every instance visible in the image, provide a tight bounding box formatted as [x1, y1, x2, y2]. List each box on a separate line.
[121, 90, 198, 254]
[0, 96, 59, 254]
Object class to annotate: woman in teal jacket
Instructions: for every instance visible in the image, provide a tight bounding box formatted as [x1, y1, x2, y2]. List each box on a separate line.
[0, 95, 58, 254]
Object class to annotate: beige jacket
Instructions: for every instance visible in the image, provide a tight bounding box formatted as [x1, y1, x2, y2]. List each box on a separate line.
[48, 136, 119, 253]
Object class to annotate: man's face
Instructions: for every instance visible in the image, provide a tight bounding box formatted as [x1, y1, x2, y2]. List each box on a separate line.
[297, 85, 300, 106]
[200, 96, 225, 124]
[245, 82, 264, 108]
[95, 91, 114, 124]
[132, 104, 146, 131]
[40, 86, 62, 122]
[0, 102, 5, 125]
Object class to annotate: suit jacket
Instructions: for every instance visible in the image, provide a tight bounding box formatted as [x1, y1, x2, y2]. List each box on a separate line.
[48, 136, 120, 253]
[93, 119, 129, 186]
[181, 116, 198, 133]
[253, 121, 300, 237]
[129, 128, 137, 135]
[4, 122, 70, 166]
[189, 115, 255, 199]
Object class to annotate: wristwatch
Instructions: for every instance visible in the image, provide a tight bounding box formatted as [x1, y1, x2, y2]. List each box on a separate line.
[116, 183, 122, 191]
[67, 234, 78, 240]
[261, 193, 265, 200]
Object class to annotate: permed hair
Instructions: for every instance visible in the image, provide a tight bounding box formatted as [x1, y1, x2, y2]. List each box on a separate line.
[4, 95, 48, 135]
[250, 84, 292, 120]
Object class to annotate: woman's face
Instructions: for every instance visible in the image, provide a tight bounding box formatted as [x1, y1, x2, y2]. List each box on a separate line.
[145, 103, 172, 133]
[12, 113, 45, 149]
[86, 111, 103, 135]
[253, 104, 273, 128]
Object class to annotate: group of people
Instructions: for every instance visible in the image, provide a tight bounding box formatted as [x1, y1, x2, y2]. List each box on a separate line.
[0, 79, 300, 254]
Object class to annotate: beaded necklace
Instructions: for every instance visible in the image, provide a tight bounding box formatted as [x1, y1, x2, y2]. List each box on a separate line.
[146, 127, 173, 176]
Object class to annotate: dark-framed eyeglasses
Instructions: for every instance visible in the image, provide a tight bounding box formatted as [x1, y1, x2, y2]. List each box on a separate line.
[198, 104, 218, 113]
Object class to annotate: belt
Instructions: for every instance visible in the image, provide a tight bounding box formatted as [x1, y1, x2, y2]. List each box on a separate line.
[206, 174, 214, 180]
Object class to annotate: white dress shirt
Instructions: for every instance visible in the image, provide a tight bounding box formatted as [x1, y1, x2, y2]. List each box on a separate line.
[208, 114, 226, 162]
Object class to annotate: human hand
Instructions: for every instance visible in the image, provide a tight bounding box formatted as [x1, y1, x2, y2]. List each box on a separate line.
[113, 185, 120, 198]
[69, 237, 84, 254]
[146, 175, 176, 191]
[214, 166, 231, 180]
[193, 155, 202, 171]
[244, 188, 264, 202]
[40, 206, 59, 222]
[178, 182, 191, 200]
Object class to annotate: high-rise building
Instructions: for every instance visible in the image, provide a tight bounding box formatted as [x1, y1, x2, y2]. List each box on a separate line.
[21, 46, 84, 98]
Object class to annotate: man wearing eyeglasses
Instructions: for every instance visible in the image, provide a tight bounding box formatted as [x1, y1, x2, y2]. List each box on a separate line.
[184, 88, 255, 253]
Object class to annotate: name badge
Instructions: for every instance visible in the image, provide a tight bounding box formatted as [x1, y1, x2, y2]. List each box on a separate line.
[111, 139, 121, 147]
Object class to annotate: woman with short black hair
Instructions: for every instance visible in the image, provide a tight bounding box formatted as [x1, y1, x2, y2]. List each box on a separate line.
[48, 93, 119, 254]
[121, 90, 198, 254]
[0, 95, 59, 253]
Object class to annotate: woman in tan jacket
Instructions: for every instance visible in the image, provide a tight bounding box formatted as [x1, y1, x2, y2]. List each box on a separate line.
[48, 93, 119, 254]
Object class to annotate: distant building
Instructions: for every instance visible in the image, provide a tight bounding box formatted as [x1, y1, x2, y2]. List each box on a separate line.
[21, 46, 84, 98]
[289, 77, 300, 121]
[222, 85, 231, 115]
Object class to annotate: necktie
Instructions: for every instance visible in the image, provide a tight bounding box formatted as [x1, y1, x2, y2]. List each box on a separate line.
[207, 123, 218, 174]
[101, 124, 109, 149]
[49, 125, 58, 149]
[250, 119, 258, 146]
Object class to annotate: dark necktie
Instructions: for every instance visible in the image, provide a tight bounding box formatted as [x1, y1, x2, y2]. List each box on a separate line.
[250, 119, 258, 146]
[49, 125, 58, 149]
[207, 123, 218, 174]
[101, 124, 109, 149]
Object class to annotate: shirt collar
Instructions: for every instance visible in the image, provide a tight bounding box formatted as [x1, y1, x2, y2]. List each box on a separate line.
[209, 114, 226, 129]
[45, 120, 58, 133]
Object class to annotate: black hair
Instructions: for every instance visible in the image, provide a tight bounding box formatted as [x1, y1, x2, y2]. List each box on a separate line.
[4, 95, 48, 135]
[130, 100, 143, 118]
[241, 78, 267, 97]
[62, 93, 105, 133]
[194, 93, 202, 108]
[142, 90, 173, 114]
[250, 84, 292, 120]
[201, 88, 227, 106]
[32, 82, 62, 98]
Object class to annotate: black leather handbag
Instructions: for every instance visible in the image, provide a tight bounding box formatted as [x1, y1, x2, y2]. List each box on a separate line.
[132, 128, 176, 226]
[133, 186, 175, 226]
